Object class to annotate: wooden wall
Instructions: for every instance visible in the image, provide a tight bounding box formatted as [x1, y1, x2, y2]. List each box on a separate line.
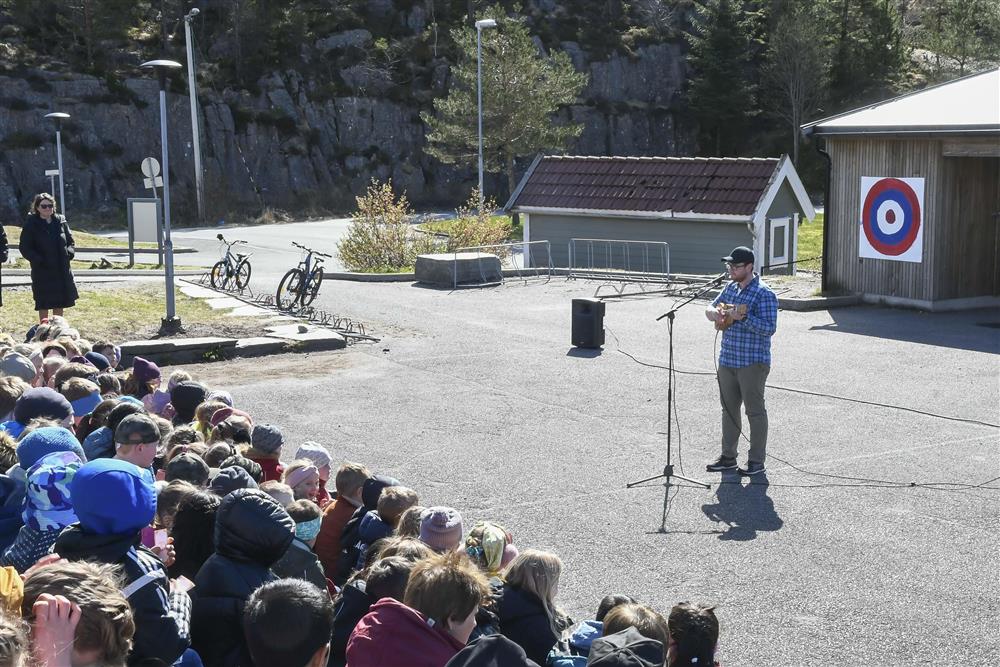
[827, 136, 1000, 301]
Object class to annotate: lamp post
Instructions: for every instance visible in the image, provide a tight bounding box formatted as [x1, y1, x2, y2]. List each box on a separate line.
[43, 112, 70, 216]
[475, 18, 497, 211]
[141, 59, 183, 329]
[183, 8, 205, 222]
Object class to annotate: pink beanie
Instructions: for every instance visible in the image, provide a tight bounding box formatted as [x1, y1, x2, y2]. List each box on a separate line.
[419, 507, 463, 553]
[501, 543, 519, 569]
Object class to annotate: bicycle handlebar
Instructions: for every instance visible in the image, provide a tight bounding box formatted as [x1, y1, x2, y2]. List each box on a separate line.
[291, 241, 332, 258]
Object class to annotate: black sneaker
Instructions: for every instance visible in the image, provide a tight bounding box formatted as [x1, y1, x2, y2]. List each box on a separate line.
[706, 456, 738, 472]
[740, 461, 766, 476]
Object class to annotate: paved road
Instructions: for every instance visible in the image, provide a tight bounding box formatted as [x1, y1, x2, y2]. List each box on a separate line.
[102, 218, 356, 282]
[181, 270, 999, 667]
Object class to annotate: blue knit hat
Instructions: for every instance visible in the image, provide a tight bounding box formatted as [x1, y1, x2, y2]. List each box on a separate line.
[13, 388, 72, 426]
[70, 459, 156, 536]
[16, 426, 86, 469]
[83, 351, 111, 371]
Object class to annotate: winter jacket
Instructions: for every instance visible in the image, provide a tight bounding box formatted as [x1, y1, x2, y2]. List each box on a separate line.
[18, 213, 78, 310]
[447, 634, 542, 667]
[334, 475, 397, 585]
[495, 583, 567, 666]
[0, 474, 25, 554]
[346, 597, 465, 667]
[586, 627, 664, 667]
[315, 497, 355, 579]
[54, 525, 191, 667]
[328, 579, 373, 667]
[548, 619, 604, 665]
[272, 536, 328, 594]
[245, 454, 283, 483]
[354, 510, 393, 570]
[190, 488, 294, 667]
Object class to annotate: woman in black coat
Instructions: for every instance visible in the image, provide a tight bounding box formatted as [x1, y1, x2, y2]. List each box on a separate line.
[0, 223, 8, 307]
[18, 192, 78, 322]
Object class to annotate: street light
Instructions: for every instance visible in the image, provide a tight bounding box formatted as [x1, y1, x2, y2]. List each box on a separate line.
[183, 8, 205, 222]
[475, 18, 497, 211]
[141, 58, 183, 330]
[43, 112, 70, 217]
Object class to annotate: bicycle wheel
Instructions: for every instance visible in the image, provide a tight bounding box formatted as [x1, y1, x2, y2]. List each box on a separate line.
[210, 261, 229, 289]
[276, 268, 304, 310]
[302, 266, 324, 306]
[234, 259, 252, 290]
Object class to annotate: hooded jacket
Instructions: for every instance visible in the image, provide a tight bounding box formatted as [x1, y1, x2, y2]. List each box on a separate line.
[446, 634, 542, 667]
[586, 627, 665, 667]
[54, 526, 191, 667]
[346, 597, 465, 667]
[328, 579, 373, 667]
[354, 510, 393, 570]
[549, 620, 604, 666]
[191, 488, 294, 667]
[335, 475, 398, 584]
[495, 583, 564, 666]
[0, 474, 25, 554]
[271, 535, 327, 594]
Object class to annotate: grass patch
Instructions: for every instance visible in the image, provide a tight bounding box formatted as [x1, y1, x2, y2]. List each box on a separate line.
[797, 212, 823, 271]
[0, 284, 231, 342]
[4, 226, 155, 249]
[7, 258, 200, 271]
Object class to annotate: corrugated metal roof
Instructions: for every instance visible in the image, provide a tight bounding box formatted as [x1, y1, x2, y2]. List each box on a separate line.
[803, 67, 1000, 135]
[508, 156, 780, 216]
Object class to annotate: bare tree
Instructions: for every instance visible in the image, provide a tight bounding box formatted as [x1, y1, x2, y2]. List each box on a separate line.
[764, 5, 828, 166]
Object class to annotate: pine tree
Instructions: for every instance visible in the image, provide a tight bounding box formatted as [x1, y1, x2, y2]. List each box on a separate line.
[685, 0, 759, 156]
[421, 5, 588, 198]
[826, 0, 908, 109]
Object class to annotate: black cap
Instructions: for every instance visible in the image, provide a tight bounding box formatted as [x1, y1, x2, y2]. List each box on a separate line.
[722, 246, 754, 265]
[115, 414, 160, 446]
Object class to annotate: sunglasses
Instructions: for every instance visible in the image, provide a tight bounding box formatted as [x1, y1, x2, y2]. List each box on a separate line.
[38, 203, 54, 209]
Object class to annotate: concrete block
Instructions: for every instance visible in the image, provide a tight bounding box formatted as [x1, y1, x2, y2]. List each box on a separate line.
[265, 328, 347, 351]
[170, 337, 239, 350]
[234, 337, 290, 357]
[414, 252, 502, 286]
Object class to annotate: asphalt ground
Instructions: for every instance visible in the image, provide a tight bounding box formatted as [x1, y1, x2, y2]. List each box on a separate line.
[185, 275, 999, 667]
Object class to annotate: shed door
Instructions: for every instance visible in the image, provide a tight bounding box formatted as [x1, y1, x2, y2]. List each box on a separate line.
[769, 216, 790, 271]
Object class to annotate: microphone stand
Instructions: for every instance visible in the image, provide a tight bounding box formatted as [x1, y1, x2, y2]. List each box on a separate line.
[627, 272, 728, 532]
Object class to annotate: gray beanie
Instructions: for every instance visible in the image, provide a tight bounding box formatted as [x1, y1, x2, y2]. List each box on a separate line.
[1, 353, 37, 383]
[251, 423, 284, 455]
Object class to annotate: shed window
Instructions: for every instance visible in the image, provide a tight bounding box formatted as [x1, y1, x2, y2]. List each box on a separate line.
[770, 217, 790, 268]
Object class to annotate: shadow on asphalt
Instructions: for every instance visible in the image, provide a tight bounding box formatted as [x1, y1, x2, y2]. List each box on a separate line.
[566, 347, 603, 358]
[701, 472, 784, 541]
[809, 305, 1000, 354]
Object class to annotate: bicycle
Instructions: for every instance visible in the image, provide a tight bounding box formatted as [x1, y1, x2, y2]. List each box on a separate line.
[210, 233, 252, 290]
[276, 241, 331, 310]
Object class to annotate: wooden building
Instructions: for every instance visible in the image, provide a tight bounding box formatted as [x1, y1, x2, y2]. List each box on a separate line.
[503, 155, 815, 275]
[802, 67, 1000, 310]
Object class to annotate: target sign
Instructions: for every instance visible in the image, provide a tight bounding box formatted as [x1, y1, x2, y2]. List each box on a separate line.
[859, 176, 924, 263]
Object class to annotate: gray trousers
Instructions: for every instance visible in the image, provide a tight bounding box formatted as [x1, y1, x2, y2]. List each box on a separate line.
[718, 363, 770, 464]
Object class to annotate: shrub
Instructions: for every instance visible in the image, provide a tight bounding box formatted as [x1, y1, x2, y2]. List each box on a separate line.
[445, 189, 512, 257]
[336, 180, 438, 272]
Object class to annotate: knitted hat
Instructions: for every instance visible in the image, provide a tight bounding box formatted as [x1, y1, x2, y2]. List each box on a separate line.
[206, 390, 233, 407]
[210, 466, 259, 496]
[70, 459, 156, 536]
[170, 381, 208, 424]
[0, 353, 37, 382]
[294, 442, 331, 470]
[251, 424, 284, 455]
[164, 453, 211, 487]
[13, 387, 73, 425]
[131, 357, 160, 383]
[68, 355, 92, 367]
[210, 407, 252, 428]
[16, 427, 85, 469]
[70, 391, 102, 419]
[83, 351, 111, 371]
[419, 507, 464, 553]
[115, 414, 160, 446]
[23, 450, 81, 531]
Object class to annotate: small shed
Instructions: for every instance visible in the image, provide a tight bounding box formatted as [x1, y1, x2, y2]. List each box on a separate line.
[504, 155, 815, 276]
[801, 67, 1000, 310]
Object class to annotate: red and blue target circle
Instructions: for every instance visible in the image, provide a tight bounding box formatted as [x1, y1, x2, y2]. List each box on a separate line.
[861, 178, 921, 255]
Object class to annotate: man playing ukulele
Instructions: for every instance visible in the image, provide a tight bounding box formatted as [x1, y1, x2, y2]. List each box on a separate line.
[704, 246, 778, 476]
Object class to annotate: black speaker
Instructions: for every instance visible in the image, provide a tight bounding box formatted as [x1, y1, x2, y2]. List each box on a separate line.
[572, 298, 605, 348]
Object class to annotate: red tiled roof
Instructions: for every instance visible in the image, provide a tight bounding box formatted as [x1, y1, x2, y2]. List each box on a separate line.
[508, 156, 781, 217]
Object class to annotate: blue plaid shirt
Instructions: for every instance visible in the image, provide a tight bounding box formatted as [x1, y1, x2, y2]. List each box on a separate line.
[713, 274, 778, 367]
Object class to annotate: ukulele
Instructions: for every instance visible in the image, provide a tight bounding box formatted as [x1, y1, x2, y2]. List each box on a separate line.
[715, 303, 748, 331]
